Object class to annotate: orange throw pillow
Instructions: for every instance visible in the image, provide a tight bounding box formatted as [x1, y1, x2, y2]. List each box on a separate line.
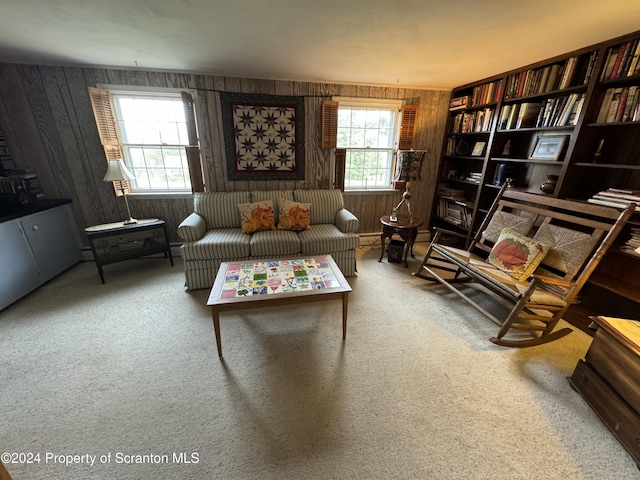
[277, 198, 311, 231]
[238, 200, 275, 234]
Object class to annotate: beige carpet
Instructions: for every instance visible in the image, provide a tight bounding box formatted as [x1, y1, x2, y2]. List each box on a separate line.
[0, 243, 637, 480]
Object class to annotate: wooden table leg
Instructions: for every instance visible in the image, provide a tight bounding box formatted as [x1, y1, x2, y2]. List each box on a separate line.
[211, 308, 222, 358]
[342, 292, 349, 339]
[403, 227, 418, 268]
[378, 232, 386, 262]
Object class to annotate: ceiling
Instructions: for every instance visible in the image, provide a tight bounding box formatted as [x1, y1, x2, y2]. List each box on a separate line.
[1, 0, 640, 89]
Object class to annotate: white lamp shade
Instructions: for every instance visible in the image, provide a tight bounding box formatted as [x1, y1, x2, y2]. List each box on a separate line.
[103, 159, 136, 182]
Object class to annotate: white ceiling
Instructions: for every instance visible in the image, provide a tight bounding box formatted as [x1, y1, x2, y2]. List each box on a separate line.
[1, 0, 640, 89]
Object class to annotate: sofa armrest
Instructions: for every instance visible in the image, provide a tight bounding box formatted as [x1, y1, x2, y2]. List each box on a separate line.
[335, 208, 359, 233]
[177, 213, 207, 242]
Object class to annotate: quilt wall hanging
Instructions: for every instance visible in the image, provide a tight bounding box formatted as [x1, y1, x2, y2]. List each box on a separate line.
[220, 92, 306, 181]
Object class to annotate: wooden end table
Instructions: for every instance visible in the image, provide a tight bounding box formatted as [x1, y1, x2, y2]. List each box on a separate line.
[85, 218, 173, 283]
[379, 215, 423, 268]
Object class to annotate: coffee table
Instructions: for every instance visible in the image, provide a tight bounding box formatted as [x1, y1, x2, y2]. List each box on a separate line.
[207, 255, 352, 358]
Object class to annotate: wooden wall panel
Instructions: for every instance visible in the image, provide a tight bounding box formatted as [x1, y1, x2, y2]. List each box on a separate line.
[0, 62, 450, 245]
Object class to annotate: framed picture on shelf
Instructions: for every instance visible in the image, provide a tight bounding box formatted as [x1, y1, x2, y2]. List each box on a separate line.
[529, 135, 567, 161]
[471, 141, 486, 156]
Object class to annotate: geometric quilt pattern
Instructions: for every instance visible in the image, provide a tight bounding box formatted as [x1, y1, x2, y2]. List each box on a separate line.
[220, 92, 305, 181]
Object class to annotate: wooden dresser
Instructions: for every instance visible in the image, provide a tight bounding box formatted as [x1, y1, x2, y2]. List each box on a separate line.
[569, 316, 640, 468]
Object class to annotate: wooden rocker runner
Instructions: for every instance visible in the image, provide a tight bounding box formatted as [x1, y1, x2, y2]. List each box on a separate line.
[414, 186, 636, 348]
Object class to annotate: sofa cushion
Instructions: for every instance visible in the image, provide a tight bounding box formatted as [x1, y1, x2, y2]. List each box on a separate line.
[277, 198, 311, 231]
[180, 228, 251, 260]
[487, 228, 549, 282]
[294, 189, 344, 225]
[238, 200, 275, 234]
[298, 224, 360, 254]
[249, 229, 301, 257]
[194, 191, 250, 229]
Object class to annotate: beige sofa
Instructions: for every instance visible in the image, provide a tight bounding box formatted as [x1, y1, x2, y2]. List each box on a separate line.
[177, 189, 360, 290]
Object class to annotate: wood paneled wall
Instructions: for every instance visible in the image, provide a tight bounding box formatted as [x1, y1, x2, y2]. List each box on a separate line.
[0, 63, 449, 243]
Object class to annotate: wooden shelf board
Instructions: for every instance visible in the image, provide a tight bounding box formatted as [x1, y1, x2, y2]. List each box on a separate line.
[589, 272, 640, 302]
[574, 162, 640, 170]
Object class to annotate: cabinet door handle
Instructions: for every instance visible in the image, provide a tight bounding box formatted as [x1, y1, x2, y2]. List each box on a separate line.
[32, 225, 39, 231]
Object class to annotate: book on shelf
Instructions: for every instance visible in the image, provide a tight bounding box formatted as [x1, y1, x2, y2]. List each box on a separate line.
[437, 198, 473, 228]
[601, 45, 622, 80]
[602, 39, 640, 80]
[558, 56, 578, 90]
[567, 94, 586, 125]
[596, 87, 640, 123]
[626, 40, 640, 77]
[545, 64, 562, 92]
[466, 172, 482, 183]
[515, 102, 543, 129]
[587, 188, 640, 211]
[449, 96, 469, 111]
[620, 227, 640, 256]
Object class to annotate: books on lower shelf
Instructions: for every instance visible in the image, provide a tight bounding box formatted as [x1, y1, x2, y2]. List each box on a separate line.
[436, 198, 473, 229]
[620, 227, 640, 256]
[587, 188, 640, 212]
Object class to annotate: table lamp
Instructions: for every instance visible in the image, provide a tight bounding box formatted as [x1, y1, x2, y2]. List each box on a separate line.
[390, 150, 426, 222]
[103, 159, 137, 224]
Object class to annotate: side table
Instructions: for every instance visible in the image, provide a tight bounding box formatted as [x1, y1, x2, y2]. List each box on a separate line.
[379, 215, 423, 268]
[85, 218, 173, 284]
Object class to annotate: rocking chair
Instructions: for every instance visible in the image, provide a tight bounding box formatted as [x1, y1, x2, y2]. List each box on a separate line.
[415, 186, 636, 347]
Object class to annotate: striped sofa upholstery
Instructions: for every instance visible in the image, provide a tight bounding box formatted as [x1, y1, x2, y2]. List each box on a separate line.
[177, 189, 360, 290]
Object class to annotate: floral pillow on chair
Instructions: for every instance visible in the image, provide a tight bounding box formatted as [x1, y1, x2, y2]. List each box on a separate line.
[487, 228, 549, 282]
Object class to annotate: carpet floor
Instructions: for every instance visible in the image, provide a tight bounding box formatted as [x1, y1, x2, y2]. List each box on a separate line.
[0, 244, 638, 479]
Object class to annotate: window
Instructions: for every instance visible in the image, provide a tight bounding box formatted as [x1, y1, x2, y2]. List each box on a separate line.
[336, 98, 403, 191]
[112, 93, 190, 192]
[88, 87, 204, 195]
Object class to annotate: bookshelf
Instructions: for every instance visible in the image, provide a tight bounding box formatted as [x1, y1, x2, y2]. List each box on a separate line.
[432, 29, 640, 330]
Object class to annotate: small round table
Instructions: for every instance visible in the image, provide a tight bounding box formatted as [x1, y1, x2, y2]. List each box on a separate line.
[379, 215, 423, 268]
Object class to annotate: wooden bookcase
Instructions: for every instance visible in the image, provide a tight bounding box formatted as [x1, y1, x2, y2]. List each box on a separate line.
[432, 30, 640, 331]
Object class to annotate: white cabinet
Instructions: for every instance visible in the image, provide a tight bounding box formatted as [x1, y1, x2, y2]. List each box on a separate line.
[0, 202, 81, 310]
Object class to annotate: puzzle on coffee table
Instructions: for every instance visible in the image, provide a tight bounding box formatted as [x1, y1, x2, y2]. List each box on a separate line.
[219, 257, 342, 298]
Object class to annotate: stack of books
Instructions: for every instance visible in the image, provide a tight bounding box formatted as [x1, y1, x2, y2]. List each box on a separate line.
[466, 172, 482, 183]
[621, 227, 640, 256]
[587, 188, 640, 212]
[6, 168, 45, 202]
[438, 184, 466, 201]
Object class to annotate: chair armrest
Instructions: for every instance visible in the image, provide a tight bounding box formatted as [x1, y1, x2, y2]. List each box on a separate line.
[432, 226, 468, 240]
[335, 208, 359, 233]
[531, 274, 575, 288]
[177, 213, 207, 242]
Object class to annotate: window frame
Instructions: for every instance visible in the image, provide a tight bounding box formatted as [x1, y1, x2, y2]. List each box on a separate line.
[333, 97, 404, 193]
[89, 85, 204, 198]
